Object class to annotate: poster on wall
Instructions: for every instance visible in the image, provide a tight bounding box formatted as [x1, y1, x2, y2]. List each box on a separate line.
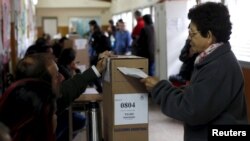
[28, 1, 36, 46]
[2, 0, 11, 63]
[69, 17, 101, 38]
[15, 0, 31, 58]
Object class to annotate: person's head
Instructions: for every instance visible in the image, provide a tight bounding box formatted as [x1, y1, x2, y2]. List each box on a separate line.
[25, 44, 53, 56]
[134, 10, 142, 20]
[43, 33, 52, 45]
[108, 19, 114, 26]
[15, 53, 62, 96]
[117, 19, 125, 31]
[52, 43, 62, 59]
[52, 37, 68, 59]
[89, 20, 100, 33]
[58, 48, 76, 70]
[35, 37, 47, 47]
[187, 2, 232, 53]
[143, 14, 153, 25]
[0, 79, 57, 141]
[58, 36, 68, 47]
[0, 122, 11, 141]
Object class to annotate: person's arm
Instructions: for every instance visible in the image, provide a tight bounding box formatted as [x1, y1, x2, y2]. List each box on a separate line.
[57, 67, 98, 114]
[57, 55, 107, 114]
[150, 62, 243, 126]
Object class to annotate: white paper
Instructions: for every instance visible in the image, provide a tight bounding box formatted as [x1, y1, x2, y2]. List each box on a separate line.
[117, 67, 148, 79]
[82, 87, 99, 95]
[74, 39, 87, 50]
[77, 65, 86, 73]
[114, 93, 148, 125]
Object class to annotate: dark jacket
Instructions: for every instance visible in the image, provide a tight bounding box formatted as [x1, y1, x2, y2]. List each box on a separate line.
[151, 43, 247, 141]
[89, 31, 111, 55]
[137, 24, 155, 63]
[89, 31, 111, 65]
[179, 39, 198, 80]
[57, 68, 98, 114]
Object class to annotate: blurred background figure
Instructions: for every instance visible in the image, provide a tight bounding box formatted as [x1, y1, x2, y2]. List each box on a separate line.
[107, 19, 116, 50]
[114, 19, 131, 55]
[88, 20, 111, 93]
[57, 48, 79, 80]
[137, 14, 155, 76]
[88, 20, 111, 66]
[52, 36, 69, 60]
[131, 10, 144, 55]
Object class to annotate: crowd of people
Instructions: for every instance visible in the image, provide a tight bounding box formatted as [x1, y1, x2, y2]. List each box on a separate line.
[0, 2, 248, 141]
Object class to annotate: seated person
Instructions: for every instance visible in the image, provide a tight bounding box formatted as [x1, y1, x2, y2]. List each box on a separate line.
[25, 44, 53, 56]
[57, 48, 79, 80]
[57, 47, 85, 141]
[14, 52, 109, 141]
[52, 37, 69, 60]
[0, 79, 57, 141]
[169, 39, 198, 85]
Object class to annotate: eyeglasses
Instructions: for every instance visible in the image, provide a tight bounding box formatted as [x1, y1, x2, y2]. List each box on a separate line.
[189, 30, 200, 38]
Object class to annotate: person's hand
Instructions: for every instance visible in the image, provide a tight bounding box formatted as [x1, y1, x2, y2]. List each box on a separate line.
[140, 76, 160, 92]
[96, 57, 107, 73]
[98, 50, 113, 59]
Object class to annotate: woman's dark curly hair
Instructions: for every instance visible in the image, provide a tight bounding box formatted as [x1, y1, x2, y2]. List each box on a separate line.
[188, 2, 232, 43]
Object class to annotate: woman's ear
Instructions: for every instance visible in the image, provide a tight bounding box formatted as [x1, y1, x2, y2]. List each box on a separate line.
[207, 30, 215, 44]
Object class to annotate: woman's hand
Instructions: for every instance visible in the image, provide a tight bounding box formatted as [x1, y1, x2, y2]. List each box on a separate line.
[140, 76, 160, 92]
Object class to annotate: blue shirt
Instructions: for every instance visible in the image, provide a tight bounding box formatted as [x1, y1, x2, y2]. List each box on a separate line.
[114, 30, 131, 55]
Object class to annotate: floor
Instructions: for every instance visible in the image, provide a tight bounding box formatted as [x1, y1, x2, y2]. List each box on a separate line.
[73, 98, 184, 141]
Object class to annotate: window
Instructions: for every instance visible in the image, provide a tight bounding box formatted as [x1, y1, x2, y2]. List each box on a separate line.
[113, 14, 121, 25]
[113, 12, 133, 33]
[142, 7, 150, 15]
[125, 12, 133, 33]
[225, 0, 250, 62]
[199, 0, 222, 3]
[151, 6, 155, 23]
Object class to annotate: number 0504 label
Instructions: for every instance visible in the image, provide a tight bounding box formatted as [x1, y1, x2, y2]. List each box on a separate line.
[114, 93, 148, 125]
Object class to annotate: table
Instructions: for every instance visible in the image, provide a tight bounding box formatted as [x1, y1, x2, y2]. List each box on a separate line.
[69, 88, 103, 141]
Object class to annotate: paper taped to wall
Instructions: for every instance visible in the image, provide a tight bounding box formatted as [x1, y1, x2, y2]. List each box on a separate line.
[117, 67, 148, 79]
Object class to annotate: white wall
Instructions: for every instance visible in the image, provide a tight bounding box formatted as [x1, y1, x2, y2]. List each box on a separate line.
[36, 8, 111, 26]
[37, 0, 111, 8]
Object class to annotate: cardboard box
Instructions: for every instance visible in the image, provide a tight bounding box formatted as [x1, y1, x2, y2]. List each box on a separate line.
[63, 39, 74, 48]
[75, 49, 89, 71]
[103, 56, 149, 141]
